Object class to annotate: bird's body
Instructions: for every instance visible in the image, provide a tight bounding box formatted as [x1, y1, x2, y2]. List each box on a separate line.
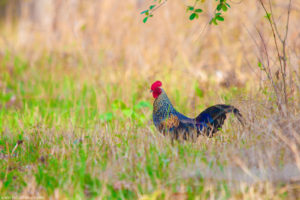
[151, 81, 244, 139]
[152, 89, 195, 139]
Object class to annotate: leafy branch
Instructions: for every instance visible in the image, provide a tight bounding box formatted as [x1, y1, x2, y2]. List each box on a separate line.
[209, 0, 231, 25]
[140, 0, 231, 25]
[140, 0, 167, 23]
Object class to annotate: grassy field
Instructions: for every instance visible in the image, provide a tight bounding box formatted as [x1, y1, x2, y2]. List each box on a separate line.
[0, 0, 300, 199]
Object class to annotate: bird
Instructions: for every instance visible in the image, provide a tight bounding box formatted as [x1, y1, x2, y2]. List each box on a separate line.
[150, 80, 244, 140]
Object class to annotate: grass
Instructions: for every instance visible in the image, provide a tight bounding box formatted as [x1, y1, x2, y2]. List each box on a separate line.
[0, 0, 300, 199]
[1, 51, 299, 199]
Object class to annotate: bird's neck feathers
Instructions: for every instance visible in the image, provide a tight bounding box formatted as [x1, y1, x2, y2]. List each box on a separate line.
[154, 89, 170, 102]
[153, 89, 173, 112]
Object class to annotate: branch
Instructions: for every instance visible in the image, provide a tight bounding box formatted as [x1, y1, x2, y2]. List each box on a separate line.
[258, 0, 283, 72]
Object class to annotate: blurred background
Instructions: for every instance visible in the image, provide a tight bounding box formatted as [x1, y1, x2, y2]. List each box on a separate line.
[0, 0, 299, 86]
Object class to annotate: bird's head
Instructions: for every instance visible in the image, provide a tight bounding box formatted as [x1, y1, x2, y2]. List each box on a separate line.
[150, 80, 162, 99]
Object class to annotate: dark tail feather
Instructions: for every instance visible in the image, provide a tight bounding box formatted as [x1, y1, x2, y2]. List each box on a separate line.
[231, 107, 245, 126]
[229, 106, 245, 126]
[195, 104, 244, 134]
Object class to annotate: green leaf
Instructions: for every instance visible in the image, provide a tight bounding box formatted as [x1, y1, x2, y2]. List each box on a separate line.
[209, 18, 218, 25]
[222, 4, 228, 11]
[143, 17, 148, 23]
[122, 109, 133, 118]
[140, 10, 148, 14]
[258, 62, 263, 70]
[99, 112, 113, 122]
[189, 13, 197, 20]
[187, 6, 194, 11]
[195, 87, 204, 98]
[216, 16, 224, 21]
[195, 9, 203, 13]
[264, 12, 271, 20]
[149, 5, 155, 10]
[135, 101, 151, 109]
[225, 3, 231, 8]
[112, 100, 127, 110]
[217, 4, 222, 11]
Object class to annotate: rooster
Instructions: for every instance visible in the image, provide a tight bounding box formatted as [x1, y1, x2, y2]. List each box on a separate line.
[151, 81, 244, 139]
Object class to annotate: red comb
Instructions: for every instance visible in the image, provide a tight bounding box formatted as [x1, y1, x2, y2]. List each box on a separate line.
[151, 81, 162, 91]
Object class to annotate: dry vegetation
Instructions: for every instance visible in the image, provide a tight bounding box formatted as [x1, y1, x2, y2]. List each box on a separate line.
[0, 0, 300, 199]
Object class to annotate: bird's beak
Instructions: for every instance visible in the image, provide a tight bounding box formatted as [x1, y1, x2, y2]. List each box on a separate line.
[150, 89, 153, 93]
